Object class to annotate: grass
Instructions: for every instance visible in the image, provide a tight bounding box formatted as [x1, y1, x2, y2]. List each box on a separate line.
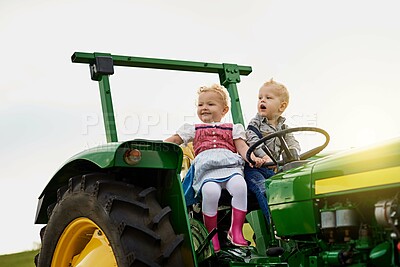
[0, 250, 39, 267]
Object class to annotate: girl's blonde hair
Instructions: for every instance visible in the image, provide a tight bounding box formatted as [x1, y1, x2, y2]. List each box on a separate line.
[197, 84, 231, 108]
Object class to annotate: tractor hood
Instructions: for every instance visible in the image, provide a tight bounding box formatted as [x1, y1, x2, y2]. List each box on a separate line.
[268, 137, 400, 237]
[312, 137, 400, 197]
[269, 137, 400, 205]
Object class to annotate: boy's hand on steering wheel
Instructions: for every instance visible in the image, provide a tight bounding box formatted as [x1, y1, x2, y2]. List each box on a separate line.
[262, 155, 276, 169]
[250, 153, 266, 168]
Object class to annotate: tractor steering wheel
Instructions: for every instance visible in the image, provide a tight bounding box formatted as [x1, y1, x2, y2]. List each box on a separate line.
[246, 127, 330, 167]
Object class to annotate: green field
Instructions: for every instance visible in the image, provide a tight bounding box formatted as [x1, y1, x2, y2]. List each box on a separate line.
[0, 250, 39, 267]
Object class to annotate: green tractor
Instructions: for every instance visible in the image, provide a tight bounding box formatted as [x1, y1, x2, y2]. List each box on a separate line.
[34, 52, 400, 267]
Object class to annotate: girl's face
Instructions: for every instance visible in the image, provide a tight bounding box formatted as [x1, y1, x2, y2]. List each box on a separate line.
[197, 91, 229, 123]
[258, 85, 287, 120]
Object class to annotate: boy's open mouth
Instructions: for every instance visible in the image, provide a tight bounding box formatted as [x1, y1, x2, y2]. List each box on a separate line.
[260, 104, 267, 110]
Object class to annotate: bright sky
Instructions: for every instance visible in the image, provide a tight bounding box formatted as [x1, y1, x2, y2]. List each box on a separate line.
[1, 0, 399, 255]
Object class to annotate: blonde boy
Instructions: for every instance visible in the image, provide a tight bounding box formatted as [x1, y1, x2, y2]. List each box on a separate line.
[244, 79, 300, 223]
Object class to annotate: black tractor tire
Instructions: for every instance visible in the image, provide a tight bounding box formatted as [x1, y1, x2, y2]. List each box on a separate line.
[36, 172, 184, 267]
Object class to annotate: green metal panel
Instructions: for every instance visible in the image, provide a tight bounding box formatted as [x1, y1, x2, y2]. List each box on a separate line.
[269, 200, 317, 236]
[266, 162, 319, 236]
[268, 163, 315, 205]
[246, 210, 270, 256]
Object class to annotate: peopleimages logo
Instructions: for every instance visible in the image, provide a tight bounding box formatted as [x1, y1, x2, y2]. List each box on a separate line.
[81, 112, 319, 138]
[81, 112, 198, 137]
[286, 112, 319, 133]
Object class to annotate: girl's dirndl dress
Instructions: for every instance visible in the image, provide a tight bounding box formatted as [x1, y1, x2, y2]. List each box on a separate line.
[177, 122, 246, 198]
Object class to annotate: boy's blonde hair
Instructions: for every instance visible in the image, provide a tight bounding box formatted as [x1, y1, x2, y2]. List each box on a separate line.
[197, 84, 231, 108]
[262, 78, 289, 104]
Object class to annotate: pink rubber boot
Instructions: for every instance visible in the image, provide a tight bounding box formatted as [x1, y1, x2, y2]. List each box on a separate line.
[227, 207, 249, 246]
[203, 213, 220, 252]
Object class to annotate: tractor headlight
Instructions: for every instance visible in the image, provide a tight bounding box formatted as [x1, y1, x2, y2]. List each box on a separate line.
[124, 149, 141, 165]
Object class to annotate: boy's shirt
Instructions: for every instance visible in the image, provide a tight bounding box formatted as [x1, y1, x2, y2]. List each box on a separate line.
[246, 113, 300, 159]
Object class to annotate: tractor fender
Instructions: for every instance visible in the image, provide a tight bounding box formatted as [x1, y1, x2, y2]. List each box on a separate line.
[35, 140, 184, 224]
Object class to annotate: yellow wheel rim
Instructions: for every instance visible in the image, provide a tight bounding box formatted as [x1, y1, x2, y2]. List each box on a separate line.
[52, 217, 117, 267]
